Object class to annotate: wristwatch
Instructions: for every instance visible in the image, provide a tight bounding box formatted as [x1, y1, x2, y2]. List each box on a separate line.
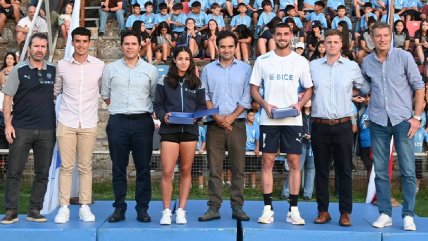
[413, 115, 422, 121]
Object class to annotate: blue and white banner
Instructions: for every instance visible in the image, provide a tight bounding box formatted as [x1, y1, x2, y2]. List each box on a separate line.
[41, 0, 81, 214]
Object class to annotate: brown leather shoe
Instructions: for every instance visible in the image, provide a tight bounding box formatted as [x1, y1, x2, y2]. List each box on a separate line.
[339, 213, 351, 227]
[314, 211, 331, 224]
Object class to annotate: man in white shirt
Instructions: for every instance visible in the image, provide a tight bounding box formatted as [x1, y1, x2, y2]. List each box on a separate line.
[15, 5, 48, 47]
[250, 22, 313, 225]
[53, 27, 105, 224]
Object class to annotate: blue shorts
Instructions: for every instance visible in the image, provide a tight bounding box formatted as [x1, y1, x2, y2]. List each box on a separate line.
[260, 125, 303, 154]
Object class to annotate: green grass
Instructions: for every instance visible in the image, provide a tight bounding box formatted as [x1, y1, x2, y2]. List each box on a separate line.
[1, 181, 427, 217]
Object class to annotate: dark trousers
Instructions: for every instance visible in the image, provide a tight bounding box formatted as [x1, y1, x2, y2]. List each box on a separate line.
[312, 121, 353, 214]
[106, 114, 154, 212]
[5, 128, 55, 211]
[206, 121, 246, 208]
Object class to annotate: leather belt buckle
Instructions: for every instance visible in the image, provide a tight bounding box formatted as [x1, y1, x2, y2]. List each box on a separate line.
[328, 119, 335, 125]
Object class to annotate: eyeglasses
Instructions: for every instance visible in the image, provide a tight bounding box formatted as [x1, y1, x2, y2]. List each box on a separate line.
[37, 70, 43, 84]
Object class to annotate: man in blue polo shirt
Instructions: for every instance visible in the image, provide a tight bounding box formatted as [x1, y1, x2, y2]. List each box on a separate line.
[1, 33, 56, 224]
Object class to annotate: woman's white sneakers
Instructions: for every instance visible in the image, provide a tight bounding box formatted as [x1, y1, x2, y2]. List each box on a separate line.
[160, 208, 187, 225]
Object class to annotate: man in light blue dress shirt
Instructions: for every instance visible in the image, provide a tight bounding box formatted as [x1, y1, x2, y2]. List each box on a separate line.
[310, 29, 370, 227]
[361, 22, 425, 232]
[101, 31, 158, 223]
[199, 30, 251, 222]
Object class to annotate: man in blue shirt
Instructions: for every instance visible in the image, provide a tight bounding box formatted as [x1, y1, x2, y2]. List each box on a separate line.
[310, 29, 370, 227]
[101, 31, 158, 223]
[361, 22, 425, 232]
[199, 30, 251, 222]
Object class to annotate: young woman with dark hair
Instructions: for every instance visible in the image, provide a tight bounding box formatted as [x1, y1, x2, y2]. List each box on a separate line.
[151, 21, 176, 64]
[131, 20, 153, 63]
[203, 19, 219, 61]
[153, 46, 206, 225]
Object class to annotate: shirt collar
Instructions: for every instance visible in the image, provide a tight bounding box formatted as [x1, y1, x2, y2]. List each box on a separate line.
[320, 56, 345, 64]
[215, 58, 238, 66]
[373, 47, 394, 62]
[66, 55, 93, 64]
[26, 59, 48, 70]
[121, 57, 143, 68]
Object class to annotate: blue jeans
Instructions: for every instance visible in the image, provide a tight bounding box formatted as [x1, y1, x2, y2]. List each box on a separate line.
[370, 121, 416, 217]
[98, 9, 125, 33]
[282, 142, 315, 198]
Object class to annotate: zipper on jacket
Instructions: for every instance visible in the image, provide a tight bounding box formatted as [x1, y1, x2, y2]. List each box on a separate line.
[180, 82, 184, 133]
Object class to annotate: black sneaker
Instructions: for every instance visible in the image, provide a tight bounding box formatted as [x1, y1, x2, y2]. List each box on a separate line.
[98, 32, 105, 37]
[198, 207, 220, 221]
[136, 208, 151, 222]
[107, 207, 126, 222]
[1, 210, 18, 224]
[26, 209, 47, 222]
[232, 206, 250, 221]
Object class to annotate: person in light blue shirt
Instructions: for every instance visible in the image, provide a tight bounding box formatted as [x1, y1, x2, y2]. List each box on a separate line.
[187, 1, 209, 31]
[154, 3, 170, 26]
[141, 1, 156, 32]
[101, 31, 158, 223]
[361, 22, 424, 231]
[358, 2, 377, 32]
[326, 0, 345, 26]
[171, 3, 187, 36]
[331, 5, 352, 30]
[126, 3, 144, 29]
[305, 1, 327, 29]
[245, 109, 260, 189]
[207, 3, 226, 29]
[412, 110, 427, 194]
[230, 3, 252, 29]
[251, 0, 274, 26]
[311, 29, 370, 225]
[282, 5, 303, 28]
[226, 0, 250, 17]
[256, 1, 276, 27]
[199, 30, 252, 222]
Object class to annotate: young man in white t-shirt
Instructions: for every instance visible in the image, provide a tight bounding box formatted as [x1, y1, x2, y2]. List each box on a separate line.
[250, 22, 313, 225]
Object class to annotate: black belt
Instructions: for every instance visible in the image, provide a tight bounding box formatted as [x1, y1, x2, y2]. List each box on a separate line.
[115, 113, 151, 119]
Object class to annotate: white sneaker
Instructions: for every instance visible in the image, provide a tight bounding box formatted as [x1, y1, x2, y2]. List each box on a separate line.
[79, 205, 95, 222]
[176, 208, 187, 224]
[55, 205, 70, 224]
[403, 216, 416, 231]
[160, 208, 172, 225]
[257, 205, 274, 224]
[372, 213, 392, 228]
[286, 206, 305, 225]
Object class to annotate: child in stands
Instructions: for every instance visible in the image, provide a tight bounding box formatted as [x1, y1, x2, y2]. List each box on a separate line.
[171, 3, 187, 39]
[151, 21, 175, 64]
[58, 2, 73, 42]
[187, 1, 209, 32]
[256, 0, 276, 28]
[155, 3, 170, 27]
[132, 20, 153, 63]
[283, 5, 304, 29]
[230, 3, 251, 30]
[305, 1, 327, 29]
[331, 5, 352, 30]
[203, 19, 219, 61]
[207, 3, 225, 30]
[234, 24, 253, 64]
[141, 1, 156, 34]
[126, 3, 143, 30]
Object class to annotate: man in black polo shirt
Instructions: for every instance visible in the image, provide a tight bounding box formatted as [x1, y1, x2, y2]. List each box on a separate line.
[1, 33, 56, 224]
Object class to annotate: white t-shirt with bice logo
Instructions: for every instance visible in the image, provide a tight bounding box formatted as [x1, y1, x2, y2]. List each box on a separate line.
[17, 16, 48, 34]
[250, 50, 313, 126]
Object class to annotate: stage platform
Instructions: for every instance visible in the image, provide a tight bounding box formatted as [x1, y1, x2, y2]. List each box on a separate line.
[0, 200, 427, 241]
